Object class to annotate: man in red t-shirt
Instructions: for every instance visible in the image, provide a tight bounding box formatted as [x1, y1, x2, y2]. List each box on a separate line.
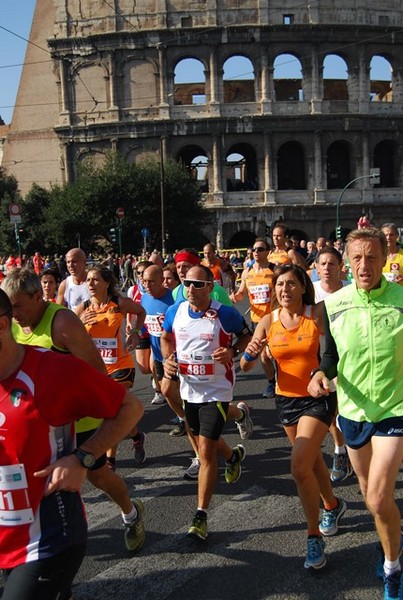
[0, 288, 144, 600]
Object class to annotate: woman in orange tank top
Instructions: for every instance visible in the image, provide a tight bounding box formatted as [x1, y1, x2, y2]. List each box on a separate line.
[75, 266, 146, 468]
[240, 264, 345, 571]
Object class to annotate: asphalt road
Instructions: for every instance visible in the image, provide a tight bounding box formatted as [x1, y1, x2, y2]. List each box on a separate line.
[71, 357, 402, 600]
[1, 300, 402, 600]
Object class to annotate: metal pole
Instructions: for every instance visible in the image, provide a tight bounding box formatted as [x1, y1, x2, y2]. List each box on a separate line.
[118, 219, 122, 258]
[160, 137, 166, 256]
[14, 223, 21, 257]
[336, 172, 379, 233]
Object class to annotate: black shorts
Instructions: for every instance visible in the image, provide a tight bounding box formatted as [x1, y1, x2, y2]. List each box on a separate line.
[275, 392, 337, 427]
[155, 359, 179, 382]
[184, 400, 229, 441]
[1, 542, 86, 600]
[110, 368, 135, 386]
[338, 414, 403, 449]
[136, 337, 151, 350]
[76, 429, 106, 470]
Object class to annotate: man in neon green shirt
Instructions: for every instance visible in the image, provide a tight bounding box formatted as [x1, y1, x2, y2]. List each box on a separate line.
[308, 228, 403, 600]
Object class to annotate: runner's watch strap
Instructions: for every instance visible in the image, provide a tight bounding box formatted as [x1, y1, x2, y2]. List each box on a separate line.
[72, 448, 96, 469]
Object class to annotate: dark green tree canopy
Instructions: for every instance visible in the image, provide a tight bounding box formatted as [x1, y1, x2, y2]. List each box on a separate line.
[0, 152, 209, 256]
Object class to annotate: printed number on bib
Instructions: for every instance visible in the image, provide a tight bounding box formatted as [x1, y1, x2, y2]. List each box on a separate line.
[179, 353, 215, 381]
[249, 284, 270, 305]
[0, 464, 34, 526]
[93, 338, 118, 364]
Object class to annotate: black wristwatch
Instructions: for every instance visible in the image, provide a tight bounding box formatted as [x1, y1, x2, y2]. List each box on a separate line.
[309, 368, 322, 379]
[72, 448, 96, 469]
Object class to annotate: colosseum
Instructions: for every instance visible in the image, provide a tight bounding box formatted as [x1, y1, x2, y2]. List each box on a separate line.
[3, 0, 403, 247]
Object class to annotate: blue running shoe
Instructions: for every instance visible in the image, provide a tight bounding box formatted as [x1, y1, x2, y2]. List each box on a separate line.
[383, 570, 402, 600]
[319, 498, 347, 536]
[304, 537, 326, 569]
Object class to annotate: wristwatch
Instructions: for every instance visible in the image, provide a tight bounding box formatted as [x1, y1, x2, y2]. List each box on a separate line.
[309, 368, 322, 379]
[72, 448, 96, 469]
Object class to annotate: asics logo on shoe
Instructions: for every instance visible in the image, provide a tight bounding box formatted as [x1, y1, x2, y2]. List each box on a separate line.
[388, 428, 403, 434]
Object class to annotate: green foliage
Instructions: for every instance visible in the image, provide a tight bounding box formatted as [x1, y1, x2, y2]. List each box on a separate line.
[10, 151, 208, 255]
[0, 167, 22, 255]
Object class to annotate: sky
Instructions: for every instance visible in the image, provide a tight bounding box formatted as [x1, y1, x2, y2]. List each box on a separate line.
[0, 0, 36, 124]
[0, 1, 391, 125]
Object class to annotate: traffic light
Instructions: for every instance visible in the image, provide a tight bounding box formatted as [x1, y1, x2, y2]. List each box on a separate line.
[110, 227, 117, 242]
[335, 225, 342, 240]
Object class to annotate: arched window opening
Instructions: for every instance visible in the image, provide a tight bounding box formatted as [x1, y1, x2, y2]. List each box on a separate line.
[176, 145, 209, 192]
[373, 141, 396, 187]
[173, 58, 206, 105]
[326, 141, 351, 189]
[277, 142, 305, 189]
[225, 144, 258, 191]
[370, 56, 392, 102]
[323, 55, 348, 101]
[223, 56, 255, 103]
[273, 54, 303, 101]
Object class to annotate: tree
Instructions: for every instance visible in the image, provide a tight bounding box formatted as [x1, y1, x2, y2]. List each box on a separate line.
[40, 151, 208, 254]
[0, 167, 22, 255]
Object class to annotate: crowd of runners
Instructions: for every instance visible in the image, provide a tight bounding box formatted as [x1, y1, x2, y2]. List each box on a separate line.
[0, 221, 402, 600]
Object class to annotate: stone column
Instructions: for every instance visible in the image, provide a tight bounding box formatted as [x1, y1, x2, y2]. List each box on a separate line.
[209, 48, 220, 116]
[359, 47, 370, 112]
[260, 50, 272, 113]
[313, 131, 325, 203]
[212, 135, 222, 193]
[310, 47, 322, 114]
[108, 54, 119, 117]
[58, 59, 71, 125]
[264, 132, 276, 204]
[158, 46, 170, 118]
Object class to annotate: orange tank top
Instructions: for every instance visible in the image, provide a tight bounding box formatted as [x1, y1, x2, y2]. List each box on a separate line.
[267, 306, 320, 397]
[84, 298, 134, 374]
[201, 258, 223, 285]
[245, 266, 273, 322]
[269, 249, 291, 266]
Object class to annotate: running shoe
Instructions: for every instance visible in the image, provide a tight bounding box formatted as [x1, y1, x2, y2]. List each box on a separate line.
[225, 444, 246, 484]
[123, 498, 145, 552]
[184, 457, 200, 480]
[132, 432, 146, 465]
[383, 570, 403, 600]
[236, 402, 253, 440]
[319, 498, 347, 536]
[151, 392, 165, 405]
[262, 382, 275, 398]
[330, 453, 354, 482]
[169, 420, 186, 437]
[187, 510, 208, 540]
[304, 537, 326, 569]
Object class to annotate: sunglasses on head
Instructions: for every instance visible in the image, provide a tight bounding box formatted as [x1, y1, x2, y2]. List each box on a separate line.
[253, 247, 266, 252]
[183, 279, 212, 289]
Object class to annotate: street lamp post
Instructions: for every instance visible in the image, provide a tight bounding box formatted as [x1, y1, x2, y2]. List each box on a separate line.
[335, 169, 380, 237]
[160, 137, 166, 256]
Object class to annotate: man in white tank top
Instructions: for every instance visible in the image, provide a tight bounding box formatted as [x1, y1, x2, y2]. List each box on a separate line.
[57, 247, 90, 309]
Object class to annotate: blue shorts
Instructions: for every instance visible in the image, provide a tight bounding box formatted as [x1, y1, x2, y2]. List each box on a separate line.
[338, 415, 403, 450]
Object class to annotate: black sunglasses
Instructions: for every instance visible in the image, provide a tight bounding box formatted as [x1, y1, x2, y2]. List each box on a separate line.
[183, 279, 212, 289]
[136, 270, 145, 275]
[253, 247, 266, 252]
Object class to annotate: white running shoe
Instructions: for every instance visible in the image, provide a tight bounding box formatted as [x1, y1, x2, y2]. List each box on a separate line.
[151, 392, 165, 405]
